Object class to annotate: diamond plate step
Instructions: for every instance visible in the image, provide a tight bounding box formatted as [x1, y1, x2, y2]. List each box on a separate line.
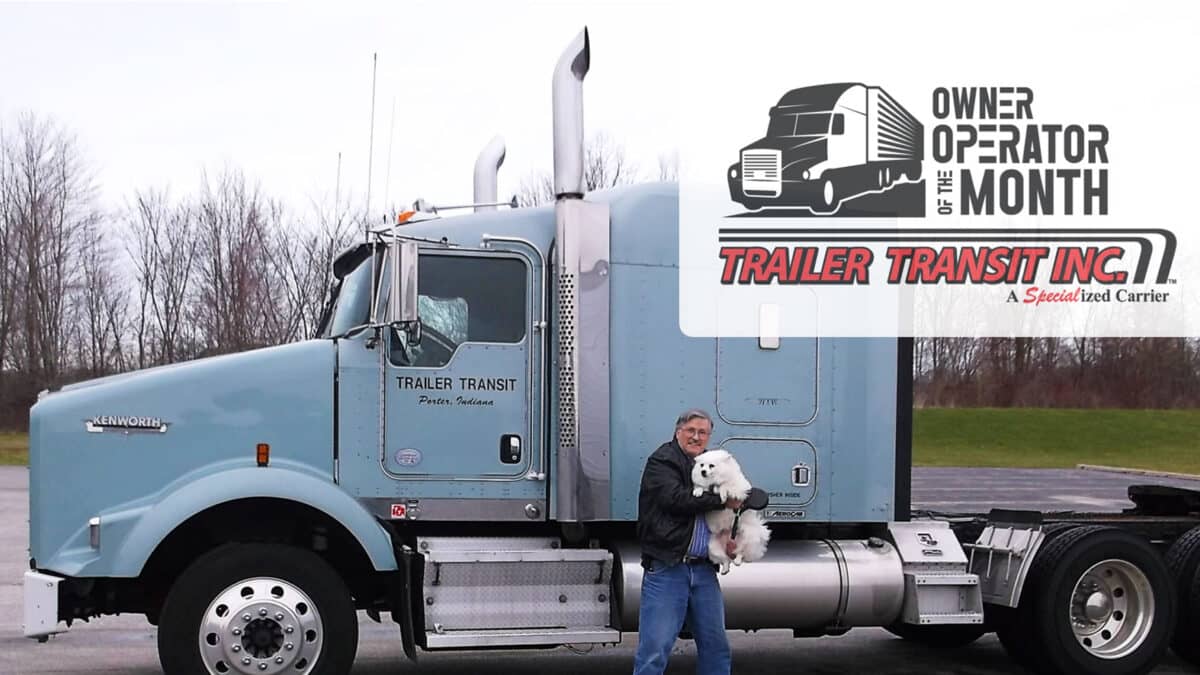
[424, 626, 620, 649]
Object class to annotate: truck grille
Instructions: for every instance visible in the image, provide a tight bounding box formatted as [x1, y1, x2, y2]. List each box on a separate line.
[741, 151, 780, 180]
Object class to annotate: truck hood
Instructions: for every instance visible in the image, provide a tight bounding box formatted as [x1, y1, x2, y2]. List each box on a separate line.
[48, 354, 227, 397]
[741, 136, 828, 172]
[28, 339, 338, 572]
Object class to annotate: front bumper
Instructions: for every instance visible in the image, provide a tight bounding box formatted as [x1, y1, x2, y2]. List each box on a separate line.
[23, 570, 67, 639]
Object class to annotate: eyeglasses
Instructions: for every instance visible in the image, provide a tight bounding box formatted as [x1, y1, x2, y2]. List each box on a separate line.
[680, 427, 711, 438]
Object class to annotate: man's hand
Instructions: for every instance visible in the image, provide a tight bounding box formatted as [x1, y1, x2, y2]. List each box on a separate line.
[726, 498, 743, 510]
[724, 538, 738, 557]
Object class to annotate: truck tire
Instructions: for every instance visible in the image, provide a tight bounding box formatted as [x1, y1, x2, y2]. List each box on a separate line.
[158, 543, 358, 675]
[885, 622, 986, 648]
[810, 179, 838, 214]
[1165, 524, 1200, 665]
[1021, 526, 1173, 675]
[993, 522, 1080, 670]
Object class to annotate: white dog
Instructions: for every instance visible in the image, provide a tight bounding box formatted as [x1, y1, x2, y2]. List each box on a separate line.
[690, 449, 771, 574]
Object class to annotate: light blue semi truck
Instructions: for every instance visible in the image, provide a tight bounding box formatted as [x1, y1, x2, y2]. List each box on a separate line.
[22, 29, 1200, 675]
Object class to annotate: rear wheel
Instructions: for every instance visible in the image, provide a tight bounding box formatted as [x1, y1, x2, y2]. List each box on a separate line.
[1015, 526, 1172, 675]
[1165, 524, 1200, 665]
[994, 523, 1081, 669]
[158, 543, 358, 675]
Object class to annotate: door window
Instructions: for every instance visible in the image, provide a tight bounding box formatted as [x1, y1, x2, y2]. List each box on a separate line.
[391, 255, 527, 368]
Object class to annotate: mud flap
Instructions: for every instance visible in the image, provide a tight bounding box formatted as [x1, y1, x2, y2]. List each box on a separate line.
[389, 547, 424, 662]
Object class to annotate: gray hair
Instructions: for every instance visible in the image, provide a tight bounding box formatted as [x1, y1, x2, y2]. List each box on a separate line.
[675, 409, 713, 431]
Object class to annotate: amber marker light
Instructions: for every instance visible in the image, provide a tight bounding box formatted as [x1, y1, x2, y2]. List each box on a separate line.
[256, 443, 270, 467]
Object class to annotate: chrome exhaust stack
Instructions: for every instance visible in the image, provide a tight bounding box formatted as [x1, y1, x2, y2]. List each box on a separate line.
[552, 28, 590, 199]
[473, 135, 506, 212]
[552, 27, 610, 522]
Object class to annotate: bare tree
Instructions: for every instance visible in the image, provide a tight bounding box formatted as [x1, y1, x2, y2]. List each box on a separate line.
[288, 193, 359, 339]
[73, 221, 129, 377]
[657, 150, 679, 181]
[515, 173, 555, 208]
[2, 113, 98, 387]
[192, 168, 275, 354]
[515, 132, 641, 207]
[126, 188, 200, 367]
[0, 122, 15, 381]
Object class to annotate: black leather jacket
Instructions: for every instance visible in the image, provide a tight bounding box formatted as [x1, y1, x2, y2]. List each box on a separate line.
[636, 439, 725, 565]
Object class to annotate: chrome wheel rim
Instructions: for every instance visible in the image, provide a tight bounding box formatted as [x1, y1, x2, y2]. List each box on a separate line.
[1068, 559, 1154, 659]
[199, 577, 323, 675]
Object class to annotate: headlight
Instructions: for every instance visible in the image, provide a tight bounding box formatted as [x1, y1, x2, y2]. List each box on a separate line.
[730, 167, 738, 179]
[802, 169, 811, 180]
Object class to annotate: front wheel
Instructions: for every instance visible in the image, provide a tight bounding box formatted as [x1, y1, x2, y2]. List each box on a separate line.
[809, 179, 839, 214]
[158, 543, 358, 675]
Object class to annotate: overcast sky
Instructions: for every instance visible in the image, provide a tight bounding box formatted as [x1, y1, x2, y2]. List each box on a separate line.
[0, 1, 679, 217]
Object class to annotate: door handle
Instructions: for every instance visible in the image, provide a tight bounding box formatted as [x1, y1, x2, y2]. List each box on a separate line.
[501, 435, 522, 464]
[791, 463, 811, 487]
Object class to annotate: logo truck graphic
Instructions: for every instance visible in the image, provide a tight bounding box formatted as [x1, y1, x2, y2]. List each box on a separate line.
[728, 83, 923, 214]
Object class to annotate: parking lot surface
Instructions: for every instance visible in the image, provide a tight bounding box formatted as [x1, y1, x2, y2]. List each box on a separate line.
[3, 466, 1196, 674]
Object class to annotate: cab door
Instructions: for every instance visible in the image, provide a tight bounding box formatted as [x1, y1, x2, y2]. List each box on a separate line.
[380, 248, 545, 520]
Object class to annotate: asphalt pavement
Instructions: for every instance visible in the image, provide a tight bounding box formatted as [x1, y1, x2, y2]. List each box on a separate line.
[2, 465, 1198, 674]
[912, 466, 1200, 514]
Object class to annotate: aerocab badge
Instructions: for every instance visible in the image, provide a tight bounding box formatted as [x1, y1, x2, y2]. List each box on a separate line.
[85, 416, 169, 434]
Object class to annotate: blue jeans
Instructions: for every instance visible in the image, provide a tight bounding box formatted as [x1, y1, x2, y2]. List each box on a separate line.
[632, 559, 731, 675]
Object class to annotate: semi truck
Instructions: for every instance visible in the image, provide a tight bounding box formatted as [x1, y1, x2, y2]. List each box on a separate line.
[22, 28, 1200, 675]
[728, 83, 923, 214]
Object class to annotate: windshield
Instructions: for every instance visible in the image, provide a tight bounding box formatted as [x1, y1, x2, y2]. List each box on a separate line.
[319, 246, 380, 338]
[767, 112, 832, 138]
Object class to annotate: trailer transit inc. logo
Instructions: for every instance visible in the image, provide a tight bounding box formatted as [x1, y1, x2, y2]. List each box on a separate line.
[719, 83, 1177, 304]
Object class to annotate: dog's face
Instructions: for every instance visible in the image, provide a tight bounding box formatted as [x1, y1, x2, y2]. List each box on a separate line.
[692, 449, 733, 488]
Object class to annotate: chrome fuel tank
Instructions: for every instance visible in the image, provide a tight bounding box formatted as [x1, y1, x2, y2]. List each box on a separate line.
[613, 539, 905, 631]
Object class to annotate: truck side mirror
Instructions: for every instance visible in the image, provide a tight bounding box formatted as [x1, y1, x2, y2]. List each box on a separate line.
[388, 240, 420, 337]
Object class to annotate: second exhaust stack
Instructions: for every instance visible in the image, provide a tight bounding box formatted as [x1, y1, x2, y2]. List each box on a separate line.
[473, 135, 506, 212]
[552, 28, 590, 199]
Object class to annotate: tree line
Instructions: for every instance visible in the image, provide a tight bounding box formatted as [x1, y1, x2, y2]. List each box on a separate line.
[0, 113, 360, 428]
[0, 112, 1195, 429]
[914, 338, 1200, 408]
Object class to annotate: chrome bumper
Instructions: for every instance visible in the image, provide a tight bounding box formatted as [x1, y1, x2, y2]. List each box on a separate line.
[24, 570, 67, 639]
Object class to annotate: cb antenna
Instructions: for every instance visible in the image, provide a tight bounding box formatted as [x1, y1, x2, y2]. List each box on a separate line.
[365, 52, 378, 239]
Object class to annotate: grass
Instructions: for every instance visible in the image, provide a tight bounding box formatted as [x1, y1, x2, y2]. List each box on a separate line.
[1, 409, 1197, 473]
[914, 408, 1200, 474]
[0, 432, 28, 466]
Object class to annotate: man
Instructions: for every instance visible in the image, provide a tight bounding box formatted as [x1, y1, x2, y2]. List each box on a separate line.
[633, 409, 741, 675]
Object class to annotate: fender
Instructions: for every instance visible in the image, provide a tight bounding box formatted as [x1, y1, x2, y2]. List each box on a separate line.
[45, 460, 398, 578]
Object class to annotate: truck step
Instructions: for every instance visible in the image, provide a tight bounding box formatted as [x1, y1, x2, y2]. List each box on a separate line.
[901, 572, 985, 625]
[419, 537, 614, 633]
[908, 612, 985, 626]
[424, 626, 620, 649]
[908, 572, 979, 586]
